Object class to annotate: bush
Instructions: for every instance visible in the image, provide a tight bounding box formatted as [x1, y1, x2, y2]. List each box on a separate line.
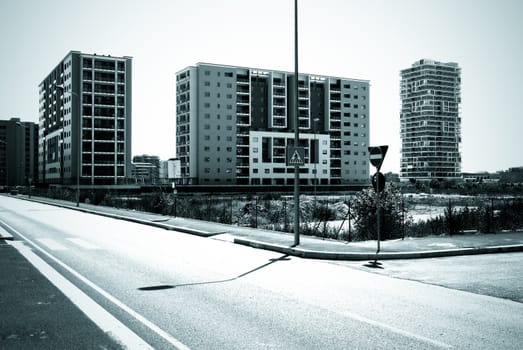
[352, 185, 403, 241]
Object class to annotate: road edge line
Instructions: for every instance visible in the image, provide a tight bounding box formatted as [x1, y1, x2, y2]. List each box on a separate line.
[2, 221, 191, 350]
[7, 239, 153, 350]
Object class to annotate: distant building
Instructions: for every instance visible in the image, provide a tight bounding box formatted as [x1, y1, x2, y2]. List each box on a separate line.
[462, 172, 500, 184]
[0, 117, 38, 188]
[131, 162, 157, 184]
[400, 59, 461, 181]
[176, 63, 370, 186]
[132, 155, 160, 184]
[158, 158, 182, 185]
[38, 51, 132, 186]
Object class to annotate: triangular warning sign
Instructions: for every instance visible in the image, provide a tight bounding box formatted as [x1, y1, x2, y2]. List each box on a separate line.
[289, 150, 303, 164]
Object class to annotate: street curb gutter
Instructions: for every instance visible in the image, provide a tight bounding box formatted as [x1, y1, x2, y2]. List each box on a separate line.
[233, 238, 523, 261]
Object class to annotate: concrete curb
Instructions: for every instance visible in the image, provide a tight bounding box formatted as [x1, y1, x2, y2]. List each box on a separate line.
[234, 238, 523, 261]
[11, 196, 523, 261]
[19, 197, 215, 237]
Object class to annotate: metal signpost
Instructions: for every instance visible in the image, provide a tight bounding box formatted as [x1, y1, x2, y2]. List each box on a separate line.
[293, 0, 300, 246]
[368, 145, 388, 255]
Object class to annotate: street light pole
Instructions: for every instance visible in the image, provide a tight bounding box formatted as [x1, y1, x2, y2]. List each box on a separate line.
[293, 0, 300, 246]
[56, 84, 80, 207]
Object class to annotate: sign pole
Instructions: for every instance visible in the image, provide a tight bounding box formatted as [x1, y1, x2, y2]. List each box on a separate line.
[376, 177, 381, 254]
[293, 0, 300, 246]
[368, 145, 388, 257]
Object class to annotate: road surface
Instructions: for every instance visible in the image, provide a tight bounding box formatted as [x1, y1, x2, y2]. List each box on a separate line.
[1, 196, 522, 349]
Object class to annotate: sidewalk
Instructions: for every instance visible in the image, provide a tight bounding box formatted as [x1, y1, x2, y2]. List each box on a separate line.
[12, 194, 523, 261]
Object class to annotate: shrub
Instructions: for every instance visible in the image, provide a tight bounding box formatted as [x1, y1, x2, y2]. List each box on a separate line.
[352, 185, 403, 241]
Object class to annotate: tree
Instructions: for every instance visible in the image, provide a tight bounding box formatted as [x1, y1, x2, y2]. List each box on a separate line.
[352, 185, 403, 241]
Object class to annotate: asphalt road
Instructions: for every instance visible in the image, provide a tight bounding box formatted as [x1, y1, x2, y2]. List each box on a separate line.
[336, 252, 523, 304]
[1, 196, 522, 349]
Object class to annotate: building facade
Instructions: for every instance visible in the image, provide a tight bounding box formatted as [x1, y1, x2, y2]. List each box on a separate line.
[132, 154, 160, 184]
[176, 63, 370, 186]
[0, 117, 38, 188]
[400, 59, 461, 181]
[38, 51, 132, 186]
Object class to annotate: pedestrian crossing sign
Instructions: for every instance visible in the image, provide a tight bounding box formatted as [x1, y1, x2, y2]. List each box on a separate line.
[287, 147, 305, 166]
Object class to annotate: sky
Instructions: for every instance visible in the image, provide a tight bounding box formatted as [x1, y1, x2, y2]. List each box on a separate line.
[1, 0, 522, 174]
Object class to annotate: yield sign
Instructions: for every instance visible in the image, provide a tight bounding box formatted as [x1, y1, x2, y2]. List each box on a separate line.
[368, 145, 388, 170]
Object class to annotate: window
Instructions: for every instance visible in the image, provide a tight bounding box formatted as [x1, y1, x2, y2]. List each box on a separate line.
[253, 147, 258, 153]
[265, 169, 270, 174]
[204, 81, 210, 86]
[204, 103, 210, 108]
[204, 92, 210, 97]
[225, 72, 233, 77]
[253, 169, 258, 173]
[204, 70, 210, 76]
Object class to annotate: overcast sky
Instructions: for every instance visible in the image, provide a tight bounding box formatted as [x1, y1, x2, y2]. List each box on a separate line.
[1, 0, 521, 174]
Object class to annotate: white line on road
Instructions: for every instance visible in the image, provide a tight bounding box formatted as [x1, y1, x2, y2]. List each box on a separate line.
[8, 240, 153, 350]
[4, 222, 191, 350]
[37, 238, 68, 251]
[67, 237, 101, 250]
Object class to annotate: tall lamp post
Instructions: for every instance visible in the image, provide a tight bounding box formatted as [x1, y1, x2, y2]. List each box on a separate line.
[293, 0, 300, 246]
[56, 84, 80, 207]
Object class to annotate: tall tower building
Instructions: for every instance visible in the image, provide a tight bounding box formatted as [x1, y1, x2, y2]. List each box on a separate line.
[0, 117, 38, 188]
[38, 51, 132, 186]
[176, 63, 370, 186]
[400, 59, 461, 181]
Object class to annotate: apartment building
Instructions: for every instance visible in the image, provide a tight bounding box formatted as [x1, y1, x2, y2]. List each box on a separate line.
[38, 51, 132, 186]
[400, 59, 461, 181]
[176, 63, 370, 186]
[0, 117, 38, 188]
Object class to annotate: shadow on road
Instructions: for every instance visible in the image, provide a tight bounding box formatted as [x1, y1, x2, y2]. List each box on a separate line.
[138, 254, 291, 291]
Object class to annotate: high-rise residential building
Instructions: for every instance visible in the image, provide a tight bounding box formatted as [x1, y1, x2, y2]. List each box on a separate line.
[400, 59, 461, 181]
[0, 117, 38, 188]
[176, 63, 370, 186]
[38, 51, 132, 186]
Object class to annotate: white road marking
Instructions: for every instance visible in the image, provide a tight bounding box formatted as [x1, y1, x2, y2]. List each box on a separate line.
[3, 222, 191, 350]
[67, 237, 101, 250]
[8, 240, 153, 349]
[341, 309, 453, 349]
[37, 238, 68, 251]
